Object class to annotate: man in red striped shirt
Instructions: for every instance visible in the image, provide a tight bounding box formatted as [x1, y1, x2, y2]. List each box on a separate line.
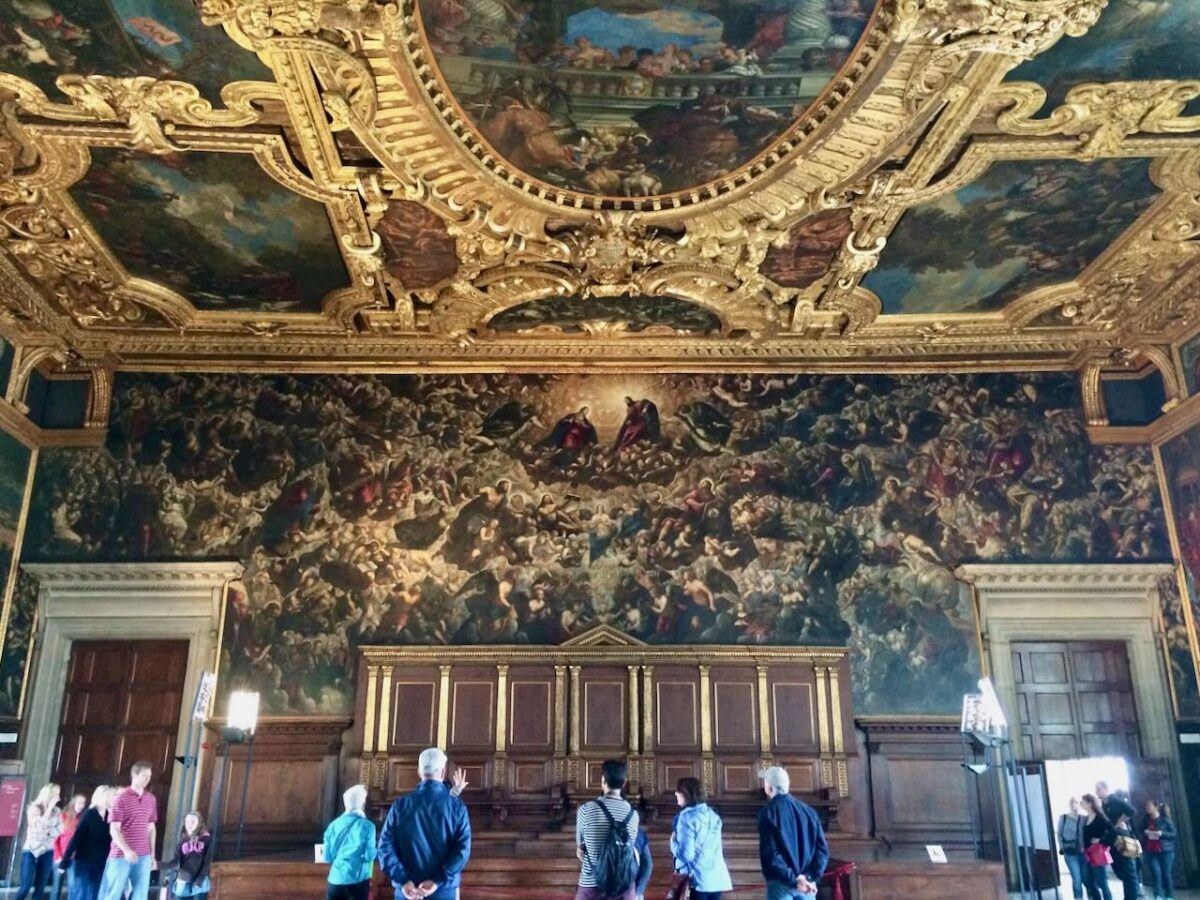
[98, 761, 157, 900]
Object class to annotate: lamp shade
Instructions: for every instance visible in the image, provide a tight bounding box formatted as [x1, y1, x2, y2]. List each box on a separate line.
[227, 691, 260, 734]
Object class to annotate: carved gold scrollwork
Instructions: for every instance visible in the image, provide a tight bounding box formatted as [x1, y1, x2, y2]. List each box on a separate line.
[994, 81, 1200, 157]
[0, 73, 277, 137]
[900, 0, 1108, 55]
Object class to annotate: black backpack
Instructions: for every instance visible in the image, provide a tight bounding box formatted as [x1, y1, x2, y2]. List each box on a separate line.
[591, 800, 638, 897]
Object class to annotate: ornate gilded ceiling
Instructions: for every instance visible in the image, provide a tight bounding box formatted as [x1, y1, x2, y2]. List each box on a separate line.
[0, 0, 1197, 382]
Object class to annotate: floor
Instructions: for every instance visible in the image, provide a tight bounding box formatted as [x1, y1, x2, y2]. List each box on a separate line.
[1013, 879, 1200, 899]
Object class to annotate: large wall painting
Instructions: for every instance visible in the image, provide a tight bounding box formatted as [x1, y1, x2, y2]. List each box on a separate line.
[68, 149, 351, 314]
[0, 570, 38, 719]
[1007, 0, 1200, 110]
[1158, 422, 1200, 718]
[862, 159, 1159, 315]
[1159, 572, 1200, 719]
[25, 373, 1168, 716]
[419, 0, 876, 195]
[0, 431, 34, 721]
[0, 0, 272, 101]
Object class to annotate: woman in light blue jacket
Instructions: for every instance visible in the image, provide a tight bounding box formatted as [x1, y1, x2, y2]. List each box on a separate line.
[671, 777, 733, 900]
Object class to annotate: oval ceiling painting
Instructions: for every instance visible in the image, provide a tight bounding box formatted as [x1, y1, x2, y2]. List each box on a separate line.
[418, 0, 878, 196]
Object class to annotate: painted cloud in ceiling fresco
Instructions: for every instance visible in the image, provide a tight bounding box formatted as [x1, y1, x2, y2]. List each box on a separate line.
[488, 294, 722, 334]
[0, 0, 271, 100]
[69, 149, 350, 314]
[862, 159, 1159, 315]
[1008, 0, 1200, 109]
[419, 0, 876, 196]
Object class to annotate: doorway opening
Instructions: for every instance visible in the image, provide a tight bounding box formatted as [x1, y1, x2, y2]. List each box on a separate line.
[1043, 757, 1131, 898]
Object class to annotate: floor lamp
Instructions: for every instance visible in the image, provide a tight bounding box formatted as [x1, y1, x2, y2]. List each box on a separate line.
[218, 691, 260, 861]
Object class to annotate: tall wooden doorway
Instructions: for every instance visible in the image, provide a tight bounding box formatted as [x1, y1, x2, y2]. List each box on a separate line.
[51, 640, 189, 853]
[1011, 640, 1140, 761]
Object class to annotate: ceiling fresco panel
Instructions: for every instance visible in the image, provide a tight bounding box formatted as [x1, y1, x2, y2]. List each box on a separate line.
[1006, 0, 1200, 110]
[488, 294, 723, 335]
[761, 208, 853, 289]
[862, 158, 1160, 316]
[419, 0, 877, 196]
[67, 149, 351, 314]
[0, 0, 272, 100]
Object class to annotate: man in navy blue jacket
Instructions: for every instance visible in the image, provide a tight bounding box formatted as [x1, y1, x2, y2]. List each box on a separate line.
[756, 766, 829, 899]
[378, 748, 472, 900]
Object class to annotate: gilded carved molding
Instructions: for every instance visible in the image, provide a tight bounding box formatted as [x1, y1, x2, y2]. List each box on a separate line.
[992, 81, 1200, 157]
[0, 0, 1194, 371]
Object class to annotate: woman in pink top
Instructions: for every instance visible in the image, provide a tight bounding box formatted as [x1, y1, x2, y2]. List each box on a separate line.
[52, 795, 87, 900]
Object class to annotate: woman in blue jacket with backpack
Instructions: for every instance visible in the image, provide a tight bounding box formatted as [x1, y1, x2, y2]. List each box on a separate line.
[671, 778, 733, 900]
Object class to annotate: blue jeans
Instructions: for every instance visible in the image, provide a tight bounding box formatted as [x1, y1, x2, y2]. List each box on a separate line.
[1111, 854, 1140, 900]
[68, 865, 102, 900]
[16, 851, 54, 899]
[97, 855, 153, 900]
[766, 881, 817, 900]
[1064, 852, 1085, 899]
[1086, 863, 1114, 900]
[1144, 851, 1174, 898]
[50, 864, 74, 899]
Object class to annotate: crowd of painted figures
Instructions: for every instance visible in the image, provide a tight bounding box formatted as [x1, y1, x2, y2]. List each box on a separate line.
[27, 373, 1166, 714]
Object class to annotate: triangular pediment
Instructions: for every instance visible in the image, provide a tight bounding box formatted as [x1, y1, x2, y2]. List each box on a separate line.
[561, 625, 646, 648]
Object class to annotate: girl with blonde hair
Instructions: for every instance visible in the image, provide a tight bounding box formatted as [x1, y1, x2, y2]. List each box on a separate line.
[17, 782, 62, 899]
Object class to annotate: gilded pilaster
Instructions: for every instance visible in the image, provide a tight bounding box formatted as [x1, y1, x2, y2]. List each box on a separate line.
[495, 664, 508, 754]
[627, 666, 640, 755]
[377, 667, 393, 753]
[641, 665, 654, 753]
[437, 665, 451, 749]
[569, 665, 582, 755]
[363, 664, 379, 754]
[815, 666, 831, 755]
[756, 665, 772, 757]
[554, 665, 567, 756]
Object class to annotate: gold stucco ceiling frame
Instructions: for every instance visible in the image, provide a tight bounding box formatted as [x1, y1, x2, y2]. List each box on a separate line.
[0, 0, 1197, 375]
[0, 79, 384, 335]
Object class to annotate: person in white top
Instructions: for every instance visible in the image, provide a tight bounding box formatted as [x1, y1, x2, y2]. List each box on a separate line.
[17, 782, 62, 900]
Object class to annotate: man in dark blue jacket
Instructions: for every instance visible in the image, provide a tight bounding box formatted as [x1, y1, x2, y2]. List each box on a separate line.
[378, 748, 472, 900]
[757, 766, 829, 900]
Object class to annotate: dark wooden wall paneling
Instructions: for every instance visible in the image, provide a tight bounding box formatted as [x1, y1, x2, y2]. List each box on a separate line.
[857, 717, 997, 857]
[200, 717, 350, 856]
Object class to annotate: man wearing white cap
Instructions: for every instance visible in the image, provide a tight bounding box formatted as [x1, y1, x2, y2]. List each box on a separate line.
[756, 766, 829, 899]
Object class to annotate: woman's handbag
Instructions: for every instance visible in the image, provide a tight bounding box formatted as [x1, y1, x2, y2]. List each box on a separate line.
[1084, 842, 1113, 867]
[665, 873, 691, 900]
[1114, 834, 1143, 859]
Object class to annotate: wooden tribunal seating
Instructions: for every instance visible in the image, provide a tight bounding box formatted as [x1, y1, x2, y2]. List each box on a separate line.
[352, 625, 855, 828]
[210, 627, 1009, 899]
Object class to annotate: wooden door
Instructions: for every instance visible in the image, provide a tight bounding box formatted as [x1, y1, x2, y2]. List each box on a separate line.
[1011, 641, 1140, 760]
[52, 640, 189, 852]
